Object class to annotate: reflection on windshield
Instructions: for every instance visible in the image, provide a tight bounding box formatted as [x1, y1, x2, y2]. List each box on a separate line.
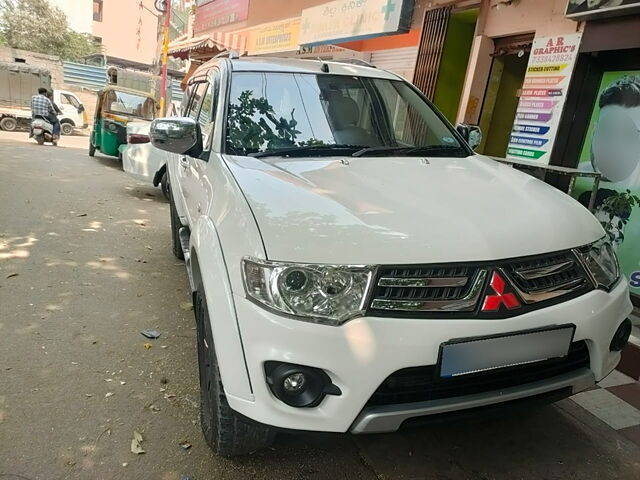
[225, 72, 463, 157]
[104, 90, 156, 120]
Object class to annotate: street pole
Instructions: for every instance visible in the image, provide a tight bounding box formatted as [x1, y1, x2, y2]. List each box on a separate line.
[159, 0, 172, 117]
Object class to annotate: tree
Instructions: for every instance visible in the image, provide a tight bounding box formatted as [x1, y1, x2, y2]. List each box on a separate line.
[0, 0, 99, 61]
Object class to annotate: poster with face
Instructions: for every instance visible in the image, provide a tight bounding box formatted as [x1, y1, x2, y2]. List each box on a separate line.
[573, 71, 640, 296]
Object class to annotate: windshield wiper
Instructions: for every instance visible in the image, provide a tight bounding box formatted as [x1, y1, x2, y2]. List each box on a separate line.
[352, 144, 467, 157]
[249, 144, 365, 158]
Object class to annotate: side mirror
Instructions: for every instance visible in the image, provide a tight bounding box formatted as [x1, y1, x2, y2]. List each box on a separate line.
[456, 124, 482, 150]
[150, 117, 202, 155]
[77, 104, 85, 114]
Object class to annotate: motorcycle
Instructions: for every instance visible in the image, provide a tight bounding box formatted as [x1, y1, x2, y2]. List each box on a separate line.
[30, 117, 57, 146]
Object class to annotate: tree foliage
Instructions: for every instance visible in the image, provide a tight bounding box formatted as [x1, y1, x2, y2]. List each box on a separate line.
[0, 0, 99, 61]
[226, 90, 302, 154]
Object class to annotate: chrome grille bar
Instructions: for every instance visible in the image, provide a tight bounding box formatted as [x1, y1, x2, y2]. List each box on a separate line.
[514, 260, 575, 280]
[378, 277, 468, 288]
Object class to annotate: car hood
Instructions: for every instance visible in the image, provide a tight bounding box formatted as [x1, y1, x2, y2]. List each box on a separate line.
[223, 155, 604, 265]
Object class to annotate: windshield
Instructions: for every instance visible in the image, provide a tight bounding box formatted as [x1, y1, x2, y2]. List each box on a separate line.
[103, 90, 156, 120]
[225, 72, 466, 157]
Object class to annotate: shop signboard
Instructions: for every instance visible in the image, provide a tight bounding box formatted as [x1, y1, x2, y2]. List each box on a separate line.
[194, 0, 249, 34]
[299, 0, 414, 46]
[245, 18, 301, 56]
[565, 0, 640, 21]
[507, 33, 582, 164]
[572, 71, 640, 298]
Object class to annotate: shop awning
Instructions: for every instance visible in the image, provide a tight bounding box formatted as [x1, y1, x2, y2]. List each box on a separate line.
[168, 32, 246, 60]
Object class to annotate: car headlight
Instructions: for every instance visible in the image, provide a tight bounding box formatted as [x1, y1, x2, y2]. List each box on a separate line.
[577, 238, 620, 290]
[242, 257, 375, 326]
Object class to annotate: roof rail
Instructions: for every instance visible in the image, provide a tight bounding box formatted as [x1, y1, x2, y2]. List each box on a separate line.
[214, 50, 240, 59]
[333, 58, 376, 68]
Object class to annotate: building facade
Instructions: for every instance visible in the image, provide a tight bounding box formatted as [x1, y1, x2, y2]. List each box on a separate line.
[47, 0, 162, 66]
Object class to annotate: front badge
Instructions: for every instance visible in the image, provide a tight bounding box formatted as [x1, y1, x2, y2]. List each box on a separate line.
[482, 271, 521, 312]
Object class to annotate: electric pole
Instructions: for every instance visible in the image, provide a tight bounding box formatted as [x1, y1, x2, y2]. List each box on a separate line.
[156, 0, 172, 116]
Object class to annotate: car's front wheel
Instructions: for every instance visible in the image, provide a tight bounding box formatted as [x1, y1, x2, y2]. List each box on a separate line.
[169, 186, 184, 260]
[161, 171, 170, 200]
[194, 291, 276, 457]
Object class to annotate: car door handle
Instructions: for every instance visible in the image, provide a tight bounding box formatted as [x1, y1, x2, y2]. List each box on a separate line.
[179, 157, 188, 169]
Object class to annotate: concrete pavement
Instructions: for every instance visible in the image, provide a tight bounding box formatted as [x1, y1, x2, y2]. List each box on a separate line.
[1, 131, 640, 479]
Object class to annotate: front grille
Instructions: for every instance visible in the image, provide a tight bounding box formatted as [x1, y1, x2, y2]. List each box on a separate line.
[506, 251, 588, 294]
[372, 265, 480, 303]
[366, 341, 589, 407]
[367, 250, 591, 317]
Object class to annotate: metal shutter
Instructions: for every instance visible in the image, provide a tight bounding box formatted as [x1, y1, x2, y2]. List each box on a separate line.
[413, 6, 452, 100]
[370, 46, 419, 81]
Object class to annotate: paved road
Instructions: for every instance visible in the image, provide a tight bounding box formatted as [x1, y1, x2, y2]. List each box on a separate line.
[1, 132, 640, 480]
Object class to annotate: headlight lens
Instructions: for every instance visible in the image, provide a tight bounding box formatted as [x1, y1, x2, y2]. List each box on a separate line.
[578, 238, 620, 290]
[242, 258, 374, 325]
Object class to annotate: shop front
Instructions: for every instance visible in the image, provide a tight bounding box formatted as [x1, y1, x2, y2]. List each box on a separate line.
[551, 4, 640, 312]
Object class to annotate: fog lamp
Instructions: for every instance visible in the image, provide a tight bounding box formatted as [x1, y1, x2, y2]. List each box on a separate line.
[283, 373, 306, 392]
[265, 362, 341, 408]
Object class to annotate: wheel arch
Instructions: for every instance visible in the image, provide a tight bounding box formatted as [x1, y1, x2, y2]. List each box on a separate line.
[60, 118, 76, 126]
[190, 216, 254, 401]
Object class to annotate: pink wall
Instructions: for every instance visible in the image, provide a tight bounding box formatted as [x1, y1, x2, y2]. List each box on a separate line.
[93, 0, 160, 65]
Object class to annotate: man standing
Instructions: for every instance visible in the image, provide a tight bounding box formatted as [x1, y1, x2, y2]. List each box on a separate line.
[30, 87, 60, 143]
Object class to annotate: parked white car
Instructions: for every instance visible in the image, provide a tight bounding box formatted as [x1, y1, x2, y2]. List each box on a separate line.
[150, 57, 634, 457]
[122, 121, 169, 198]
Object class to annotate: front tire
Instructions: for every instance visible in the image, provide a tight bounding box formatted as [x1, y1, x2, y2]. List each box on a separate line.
[194, 291, 275, 456]
[89, 141, 96, 157]
[169, 186, 185, 260]
[161, 171, 170, 200]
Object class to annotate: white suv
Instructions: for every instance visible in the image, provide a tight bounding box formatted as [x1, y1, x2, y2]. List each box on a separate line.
[150, 57, 633, 456]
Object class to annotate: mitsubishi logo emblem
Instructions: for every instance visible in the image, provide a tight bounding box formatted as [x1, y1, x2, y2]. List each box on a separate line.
[482, 271, 521, 312]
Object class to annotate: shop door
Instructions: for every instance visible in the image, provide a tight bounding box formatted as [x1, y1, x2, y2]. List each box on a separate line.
[413, 7, 478, 123]
[413, 6, 452, 100]
[477, 35, 533, 157]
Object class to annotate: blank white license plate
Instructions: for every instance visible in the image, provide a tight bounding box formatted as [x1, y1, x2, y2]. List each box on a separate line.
[439, 326, 575, 378]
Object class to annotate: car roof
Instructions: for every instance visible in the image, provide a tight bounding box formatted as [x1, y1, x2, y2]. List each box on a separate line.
[195, 56, 402, 80]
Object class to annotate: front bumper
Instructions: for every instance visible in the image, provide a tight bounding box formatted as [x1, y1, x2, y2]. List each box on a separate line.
[226, 280, 632, 433]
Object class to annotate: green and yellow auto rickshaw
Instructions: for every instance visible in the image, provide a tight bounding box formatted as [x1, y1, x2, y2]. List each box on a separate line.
[88, 86, 158, 159]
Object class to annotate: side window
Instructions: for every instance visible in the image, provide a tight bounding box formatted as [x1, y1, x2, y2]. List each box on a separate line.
[60, 93, 81, 109]
[197, 71, 220, 149]
[187, 82, 208, 120]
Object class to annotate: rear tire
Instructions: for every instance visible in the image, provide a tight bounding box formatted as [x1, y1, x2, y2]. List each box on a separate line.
[169, 186, 185, 260]
[0, 117, 17, 132]
[194, 291, 275, 456]
[61, 122, 74, 136]
[36, 136, 45, 145]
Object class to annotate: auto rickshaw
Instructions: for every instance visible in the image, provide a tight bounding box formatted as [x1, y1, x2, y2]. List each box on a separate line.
[89, 86, 158, 159]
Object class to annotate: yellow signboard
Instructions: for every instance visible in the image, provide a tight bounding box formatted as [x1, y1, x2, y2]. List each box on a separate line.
[245, 18, 301, 55]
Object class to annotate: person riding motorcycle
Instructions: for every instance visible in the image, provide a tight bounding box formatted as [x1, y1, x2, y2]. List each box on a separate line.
[30, 87, 61, 144]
